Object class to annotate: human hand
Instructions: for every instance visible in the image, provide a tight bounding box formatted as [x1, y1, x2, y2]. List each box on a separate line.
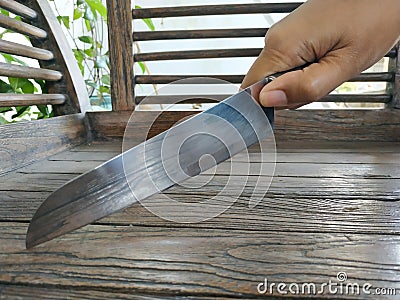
[241, 0, 400, 109]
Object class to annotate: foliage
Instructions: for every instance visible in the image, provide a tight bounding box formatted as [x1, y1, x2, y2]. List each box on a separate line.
[0, 1, 154, 124]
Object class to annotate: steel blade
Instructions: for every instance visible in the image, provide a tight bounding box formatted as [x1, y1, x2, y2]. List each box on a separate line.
[26, 79, 274, 248]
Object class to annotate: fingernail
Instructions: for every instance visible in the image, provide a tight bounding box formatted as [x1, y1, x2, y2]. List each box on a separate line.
[260, 90, 288, 107]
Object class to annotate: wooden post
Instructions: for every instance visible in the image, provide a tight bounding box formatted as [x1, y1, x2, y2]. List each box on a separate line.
[390, 42, 400, 109]
[106, 0, 135, 111]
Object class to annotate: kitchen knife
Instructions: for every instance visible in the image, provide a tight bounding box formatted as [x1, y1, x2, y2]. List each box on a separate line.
[26, 70, 291, 249]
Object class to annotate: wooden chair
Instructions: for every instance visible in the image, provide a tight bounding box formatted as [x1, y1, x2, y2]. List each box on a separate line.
[1, 1, 399, 298]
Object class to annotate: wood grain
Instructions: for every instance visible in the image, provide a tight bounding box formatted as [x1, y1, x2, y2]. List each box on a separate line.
[0, 62, 62, 80]
[107, 0, 135, 111]
[86, 110, 400, 142]
[135, 94, 391, 105]
[0, 94, 65, 107]
[0, 13, 46, 38]
[0, 39, 53, 60]
[0, 114, 86, 175]
[133, 3, 303, 19]
[0, 0, 37, 19]
[0, 223, 399, 298]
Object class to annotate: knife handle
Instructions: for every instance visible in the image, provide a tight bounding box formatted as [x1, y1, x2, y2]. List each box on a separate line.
[259, 63, 312, 127]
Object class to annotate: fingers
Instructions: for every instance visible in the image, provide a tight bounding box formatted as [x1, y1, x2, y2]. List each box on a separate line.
[258, 53, 354, 107]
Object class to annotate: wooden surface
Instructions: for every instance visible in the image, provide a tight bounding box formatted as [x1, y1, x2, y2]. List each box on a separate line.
[107, 0, 135, 111]
[0, 114, 86, 176]
[0, 93, 65, 107]
[0, 39, 53, 60]
[87, 109, 400, 142]
[0, 0, 37, 19]
[0, 140, 399, 298]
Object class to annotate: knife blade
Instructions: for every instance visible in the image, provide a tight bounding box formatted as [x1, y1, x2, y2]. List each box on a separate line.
[26, 75, 279, 249]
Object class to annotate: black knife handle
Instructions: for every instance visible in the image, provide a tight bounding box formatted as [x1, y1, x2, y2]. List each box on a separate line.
[261, 63, 312, 128]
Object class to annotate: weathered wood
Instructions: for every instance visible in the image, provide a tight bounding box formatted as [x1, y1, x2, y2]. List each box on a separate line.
[391, 41, 400, 108]
[133, 3, 303, 19]
[133, 28, 269, 41]
[107, 0, 135, 111]
[135, 94, 391, 105]
[0, 114, 86, 175]
[0, 223, 399, 298]
[0, 285, 193, 300]
[0, 62, 62, 80]
[135, 48, 397, 63]
[0, 0, 37, 19]
[23, 0, 90, 115]
[0, 93, 65, 107]
[87, 110, 400, 142]
[136, 73, 393, 83]
[0, 39, 53, 60]
[0, 13, 46, 38]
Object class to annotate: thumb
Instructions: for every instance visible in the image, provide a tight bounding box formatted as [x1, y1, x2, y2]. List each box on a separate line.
[259, 55, 355, 107]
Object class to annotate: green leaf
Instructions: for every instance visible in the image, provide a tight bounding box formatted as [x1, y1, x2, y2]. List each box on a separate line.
[73, 8, 83, 20]
[78, 35, 93, 44]
[0, 114, 9, 124]
[12, 106, 29, 119]
[0, 107, 12, 113]
[8, 78, 34, 94]
[142, 18, 155, 31]
[2, 53, 28, 66]
[57, 16, 70, 29]
[138, 62, 146, 74]
[0, 79, 13, 93]
[101, 74, 110, 85]
[99, 85, 110, 94]
[85, 0, 107, 20]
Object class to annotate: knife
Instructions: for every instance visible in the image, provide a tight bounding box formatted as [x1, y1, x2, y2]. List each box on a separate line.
[26, 68, 299, 248]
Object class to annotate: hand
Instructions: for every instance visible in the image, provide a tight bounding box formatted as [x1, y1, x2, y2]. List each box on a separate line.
[241, 0, 400, 109]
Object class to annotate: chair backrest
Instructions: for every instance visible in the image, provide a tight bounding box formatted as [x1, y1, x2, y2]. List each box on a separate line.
[0, 0, 89, 115]
[101, 1, 400, 143]
[106, 2, 400, 111]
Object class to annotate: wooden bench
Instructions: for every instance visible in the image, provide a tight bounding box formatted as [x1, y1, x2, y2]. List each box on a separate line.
[0, 0, 399, 298]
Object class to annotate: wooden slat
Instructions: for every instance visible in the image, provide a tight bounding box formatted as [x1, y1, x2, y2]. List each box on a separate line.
[132, 3, 303, 19]
[0, 223, 399, 297]
[87, 109, 400, 142]
[107, 0, 135, 111]
[0, 0, 37, 19]
[135, 94, 391, 105]
[0, 113, 86, 175]
[133, 28, 268, 41]
[135, 73, 393, 84]
[0, 93, 66, 107]
[0, 39, 53, 60]
[135, 49, 397, 61]
[0, 62, 62, 81]
[392, 42, 400, 108]
[0, 14, 46, 38]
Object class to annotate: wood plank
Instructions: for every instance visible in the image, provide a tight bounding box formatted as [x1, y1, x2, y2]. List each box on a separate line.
[135, 94, 391, 105]
[0, 285, 202, 300]
[0, 0, 37, 19]
[135, 73, 393, 83]
[0, 62, 62, 81]
[0, 223, 399, 297]
[135, 47, 396, 62]
[107, 0, 135, 111]
[0, 14, 46, 38]
[0, 94, 65, 107]
[391, 42, 400, 108]
[0, 39, 53, 60]
[0, 114, 86, 175]
[134, 28, 269, 41]
[86, 110, 400, 142]
[133, 3, 303, 19]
